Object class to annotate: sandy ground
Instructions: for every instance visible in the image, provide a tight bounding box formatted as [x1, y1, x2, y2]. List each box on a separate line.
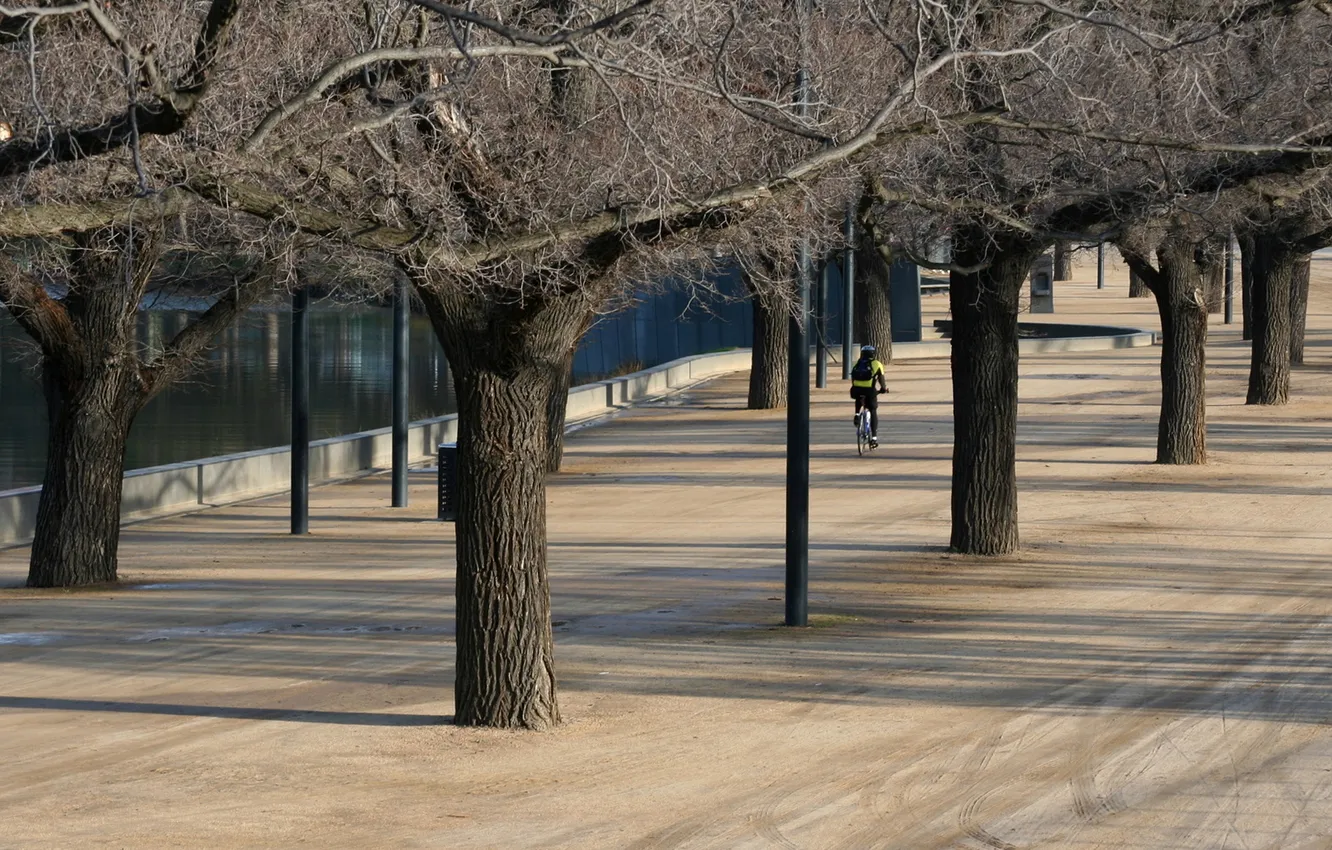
[2, 259, 1332, 849]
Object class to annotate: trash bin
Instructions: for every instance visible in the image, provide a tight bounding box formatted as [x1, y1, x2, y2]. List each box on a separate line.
[437, 443, 458, 522]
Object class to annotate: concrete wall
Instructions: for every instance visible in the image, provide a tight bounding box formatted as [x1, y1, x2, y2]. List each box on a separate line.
[0, 348, 750, 547]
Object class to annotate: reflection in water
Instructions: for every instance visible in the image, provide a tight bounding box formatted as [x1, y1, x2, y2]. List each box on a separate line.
[0, 272, 764, 491]
[0, 306, 455, 490]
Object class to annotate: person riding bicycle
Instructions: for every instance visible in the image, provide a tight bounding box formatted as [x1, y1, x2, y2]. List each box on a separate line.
[850, 344, 888, 448]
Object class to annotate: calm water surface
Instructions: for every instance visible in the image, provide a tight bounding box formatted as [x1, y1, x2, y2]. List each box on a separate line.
[0, 278, 759, 491]
[0, 306, 455, 490]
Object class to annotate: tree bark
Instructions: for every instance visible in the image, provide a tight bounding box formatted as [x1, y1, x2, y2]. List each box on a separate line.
[1246, 234, 1298, 405]
[545, 313, 594, 472]
[948, 226, 1037, 556]
[28, 370, 140, 586]
[1196, 237, 1225, 315]
[545, 354, 576, 472]
[1053, 240, 1073, 281]
[745, 273, 789, 409]
[1150, 240, 1209, 464]
[1290, 253, 1311, 367]
[1129, 268, 1150, 298]
[413, 273, 601, 730]
[854, 230, 894, 360]
[1238, 232, 1255, 341]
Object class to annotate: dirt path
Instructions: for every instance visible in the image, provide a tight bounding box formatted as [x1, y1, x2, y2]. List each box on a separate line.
[2, 265, 1331, 848]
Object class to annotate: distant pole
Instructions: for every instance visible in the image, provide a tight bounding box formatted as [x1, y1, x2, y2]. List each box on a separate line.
[842, 205, 855, 380]
[291, 287, 310, 535]
[1096, 243, 1106, 290]
[391, 276, 410, 507]
[815, 260, 829, 389]
[1224, 234, 1235, 325]
[786, 67, 811, 628]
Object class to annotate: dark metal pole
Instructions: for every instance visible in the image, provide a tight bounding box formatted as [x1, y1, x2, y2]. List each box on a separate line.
[391, 276, 410, 507]
[1224, 234, 1235, 325]
[291, 287, 310, 535]
[786, 68, 811, 628]
[1096, 243, 1106, 290]
[842, 205, 855, 380]
[815, 261, 829, 389]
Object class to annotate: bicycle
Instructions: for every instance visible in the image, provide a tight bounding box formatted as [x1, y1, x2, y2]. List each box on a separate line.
[854, 389, 885, 456]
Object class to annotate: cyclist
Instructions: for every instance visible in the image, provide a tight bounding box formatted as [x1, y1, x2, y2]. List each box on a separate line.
[850, 344, 888, 448]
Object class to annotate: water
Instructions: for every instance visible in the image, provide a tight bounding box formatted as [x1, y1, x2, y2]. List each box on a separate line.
[0, 274, 761, 491]
[0, 305, 455, 491]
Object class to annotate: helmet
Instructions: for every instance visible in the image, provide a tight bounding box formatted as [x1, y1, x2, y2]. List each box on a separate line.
[860, 345, 876, 357]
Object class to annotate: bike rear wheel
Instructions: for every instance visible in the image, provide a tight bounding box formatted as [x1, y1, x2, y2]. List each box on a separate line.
[856, 413, 868, 456]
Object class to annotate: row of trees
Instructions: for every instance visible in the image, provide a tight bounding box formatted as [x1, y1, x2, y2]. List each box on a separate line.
[2, 0, 1330, 728]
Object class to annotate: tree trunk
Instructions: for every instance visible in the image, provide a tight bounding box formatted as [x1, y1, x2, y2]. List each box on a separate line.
[1196, 237, 1225, 315]
[1129, 268, 1150, 298]
[27, 368, 139, 587]
[545, 313, 595, 472]
[854, 235, 893, 359]
[1238, 232, 1255, 341]
[1151, 240, 1208, 464]
[1053, 240, 1073, 281]
[746, 282, 788, 409]
[1290, 253, 1311, 367]
[413, 276, 597, 730]
[948, 227, 1037, 556]
[545, 355, 576, 472]
[1246, 234, 1298, 405]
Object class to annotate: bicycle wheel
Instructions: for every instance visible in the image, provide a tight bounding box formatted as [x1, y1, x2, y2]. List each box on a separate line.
[856, 413, 868, 456]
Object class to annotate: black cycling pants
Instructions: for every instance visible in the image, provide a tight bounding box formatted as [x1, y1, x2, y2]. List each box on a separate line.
[851, 387, 879, 436]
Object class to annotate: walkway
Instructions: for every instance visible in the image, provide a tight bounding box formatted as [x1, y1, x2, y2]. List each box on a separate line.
[2, 259, 1331, 848]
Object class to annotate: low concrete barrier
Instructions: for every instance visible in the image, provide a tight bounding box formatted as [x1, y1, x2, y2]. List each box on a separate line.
[0, 328, 1150, 546]
[0, 348, 750, 546]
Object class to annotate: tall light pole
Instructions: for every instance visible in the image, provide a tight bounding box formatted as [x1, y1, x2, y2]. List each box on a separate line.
[785, 67, 812, 628]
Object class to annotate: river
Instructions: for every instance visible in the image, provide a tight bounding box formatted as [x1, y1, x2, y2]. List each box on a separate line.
[0, 279, 758, 491]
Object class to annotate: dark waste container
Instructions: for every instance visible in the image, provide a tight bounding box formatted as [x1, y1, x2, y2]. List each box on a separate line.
[437, 443, 458, 522]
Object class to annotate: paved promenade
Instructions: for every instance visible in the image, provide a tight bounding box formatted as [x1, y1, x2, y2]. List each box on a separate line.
[3, 260, 1332, 847]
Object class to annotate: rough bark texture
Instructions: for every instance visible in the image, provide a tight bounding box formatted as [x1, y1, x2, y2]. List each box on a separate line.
[413, 272, 603, 730]
[1290, 253, 1311, 367]
[854, 229, 894, 360]
[1197, 237, 1226, 315]
[1, 224, 262, 587]
[1149, 241, 1209, 464]
[745, 270, 789, 409]
[1238, 232, 1255, 341]
[948, 226, 1038, 556]
[1053, 240, 1073, 281]
[29, 360, 141, 586]
[1246, 234, 1298, 405]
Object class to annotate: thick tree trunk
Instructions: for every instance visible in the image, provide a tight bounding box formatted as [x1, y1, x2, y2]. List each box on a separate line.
[1151, 241, 1208, 465]
[1053, 240, 1073, 281]
[27, 369, 139, 587]
[948, 228, 1036, 556]
[854, 236, 893, 359]
[414, 277, 595, 730]
[1238, 232, 1255, 341]
[1246, 234, 1298, 405]
[1290, 253, 1311, 367]
[747, 284, 788, 409]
